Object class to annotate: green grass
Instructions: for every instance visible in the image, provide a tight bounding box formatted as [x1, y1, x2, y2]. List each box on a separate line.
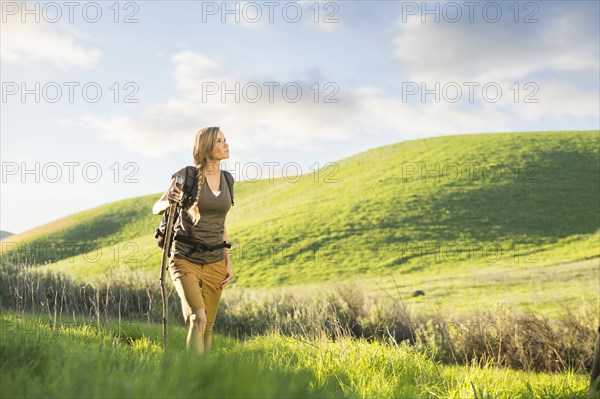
[0, 310, 591, 398]
[362, 256, 600, 317]
[2, 130, 599, 315]
[2, 131, 598, 398]
[0, 310, 335, 399]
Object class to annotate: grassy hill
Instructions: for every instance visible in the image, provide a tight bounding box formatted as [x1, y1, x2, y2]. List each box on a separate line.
[0, 231, 13, 240]
[2, 130, 598, 313]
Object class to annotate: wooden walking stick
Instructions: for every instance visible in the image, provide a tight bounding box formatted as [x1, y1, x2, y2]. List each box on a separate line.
[159, 175, 184, 350]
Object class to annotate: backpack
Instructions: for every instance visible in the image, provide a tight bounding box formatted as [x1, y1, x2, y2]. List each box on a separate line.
[155, 166, 234, 250]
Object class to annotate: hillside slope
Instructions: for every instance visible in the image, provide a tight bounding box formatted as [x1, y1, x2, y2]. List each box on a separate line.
[3, 131, 599, 294]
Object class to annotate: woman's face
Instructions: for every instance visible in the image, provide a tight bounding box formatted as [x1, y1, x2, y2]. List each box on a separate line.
[212, 131, 230, 161]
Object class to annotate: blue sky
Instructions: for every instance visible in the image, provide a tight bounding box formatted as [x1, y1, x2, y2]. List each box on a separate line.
[1, 0, 599, 234]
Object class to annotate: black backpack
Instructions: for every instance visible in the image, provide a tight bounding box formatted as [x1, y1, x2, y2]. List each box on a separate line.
[155, 166, 234, 250]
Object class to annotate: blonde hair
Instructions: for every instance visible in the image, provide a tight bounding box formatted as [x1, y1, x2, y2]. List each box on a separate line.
[186, 126, 221, 225]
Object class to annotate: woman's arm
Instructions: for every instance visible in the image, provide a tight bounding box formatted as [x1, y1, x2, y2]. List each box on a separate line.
[221, 225, 234, 288]
[152, 177, 180, 215]
[223, 226, 230, 259]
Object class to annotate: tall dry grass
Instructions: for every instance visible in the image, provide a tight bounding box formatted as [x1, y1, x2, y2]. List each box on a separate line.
[1, 260, 597, 375]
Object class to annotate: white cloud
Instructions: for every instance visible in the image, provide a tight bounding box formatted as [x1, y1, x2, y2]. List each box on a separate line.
[507, 79, 600, 121]
[171, 51, 223, 89]
[60, 18, 598, 159]
[392, 6, 599, 82]
[59, 50, 518, 159]
[58, 51, 363, 158]
[0, 17, 101, 69]
[389, 3, 599, 127]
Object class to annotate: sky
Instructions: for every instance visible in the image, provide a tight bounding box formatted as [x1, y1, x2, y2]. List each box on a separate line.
[1, 0, 599, 235]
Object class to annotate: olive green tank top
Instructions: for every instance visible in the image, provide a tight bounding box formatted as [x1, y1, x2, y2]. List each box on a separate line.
[170, 167, 232, 265]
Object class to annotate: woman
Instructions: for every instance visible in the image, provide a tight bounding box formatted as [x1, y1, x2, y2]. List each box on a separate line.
[152, 127, 234, 355]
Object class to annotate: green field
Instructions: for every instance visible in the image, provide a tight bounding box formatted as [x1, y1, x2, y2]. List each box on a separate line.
[3, 130, 598, 316]
[0, 310, 591, 399]
[1, 130, 599, 398]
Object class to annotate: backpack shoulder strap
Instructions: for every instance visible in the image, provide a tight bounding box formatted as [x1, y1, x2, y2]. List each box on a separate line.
[222, 170, 234, 206]
[180, 166, 233, 206]
[183, 166, 197, 195]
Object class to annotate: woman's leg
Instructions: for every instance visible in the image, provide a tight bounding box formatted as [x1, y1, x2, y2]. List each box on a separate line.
[187, 308, 208, 355]
[201, 259, 228, 354]
[204, 325, 214, 354]
[169, 258, 207, 356]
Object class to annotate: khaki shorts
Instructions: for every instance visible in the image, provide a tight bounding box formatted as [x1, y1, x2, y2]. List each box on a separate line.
[169, 257, 228, 335]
